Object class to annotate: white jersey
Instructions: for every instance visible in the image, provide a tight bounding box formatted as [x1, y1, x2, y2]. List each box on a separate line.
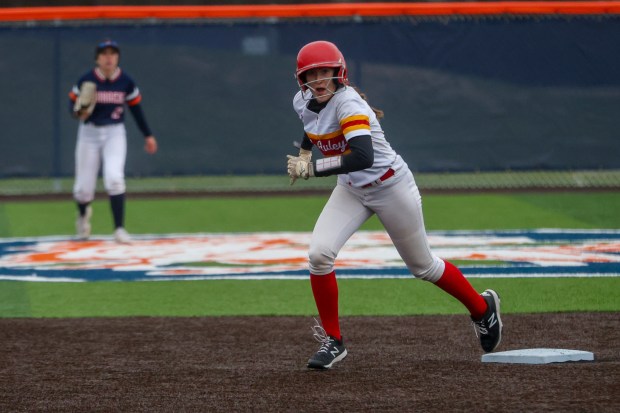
[293, 86, 403, 187]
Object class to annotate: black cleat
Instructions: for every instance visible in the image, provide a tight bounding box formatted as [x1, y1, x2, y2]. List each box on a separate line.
[307, 321, 347, 369]
[471, 289, 503, 353]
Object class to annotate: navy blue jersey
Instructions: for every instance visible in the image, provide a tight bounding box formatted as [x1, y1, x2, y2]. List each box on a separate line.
[69, 67, 152, 136]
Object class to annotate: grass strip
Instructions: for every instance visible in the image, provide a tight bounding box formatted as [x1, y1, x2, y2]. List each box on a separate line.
[1, 277, 617, 318]
[1, 192, 619, 237]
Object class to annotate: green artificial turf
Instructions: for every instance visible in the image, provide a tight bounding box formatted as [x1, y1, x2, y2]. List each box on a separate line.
[1, 191, 619, 237]
[0, 277, 617, 318]
[0, 191, 618, 318]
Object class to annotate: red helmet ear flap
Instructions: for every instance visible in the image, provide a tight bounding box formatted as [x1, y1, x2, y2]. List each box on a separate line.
[296, 41, 348, 91]
[337, 66, 348, 86]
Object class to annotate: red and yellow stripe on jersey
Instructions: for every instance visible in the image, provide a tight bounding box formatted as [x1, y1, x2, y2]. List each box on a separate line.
[340, 115, 371, 136]
[305, 115, 371, 157]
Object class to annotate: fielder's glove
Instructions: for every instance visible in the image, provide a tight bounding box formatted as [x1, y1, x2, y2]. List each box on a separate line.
[73, 81, 97, 119]
[287, 148, 313, 186]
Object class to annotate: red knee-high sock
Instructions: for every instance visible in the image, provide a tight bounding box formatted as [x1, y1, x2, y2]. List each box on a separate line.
[434, 260, 487, 320]
[310, 271, 341, 340]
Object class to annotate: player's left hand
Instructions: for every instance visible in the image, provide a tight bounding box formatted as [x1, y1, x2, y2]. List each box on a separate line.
[144, 136, 158, 154]
[73, 81, 97, 120]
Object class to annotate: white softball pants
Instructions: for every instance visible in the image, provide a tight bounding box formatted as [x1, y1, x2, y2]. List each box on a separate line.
[309, 168, 445, 282]
[73, 123, 127, 203]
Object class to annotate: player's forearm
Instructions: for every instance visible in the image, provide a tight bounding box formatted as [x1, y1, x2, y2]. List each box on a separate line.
[128, 104, 153, 137]
[313, 134, 374, 177]
[300, 133, 314, 151]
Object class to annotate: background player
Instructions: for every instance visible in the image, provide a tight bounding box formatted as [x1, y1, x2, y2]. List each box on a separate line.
[287, 41, 503, 369]
[69, 39, 158, 243]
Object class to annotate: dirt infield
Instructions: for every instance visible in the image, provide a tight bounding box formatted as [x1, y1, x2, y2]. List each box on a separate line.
[1, 313, 618, 412]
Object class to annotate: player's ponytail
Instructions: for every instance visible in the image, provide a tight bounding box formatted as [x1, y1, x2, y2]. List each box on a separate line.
[352, 86, 384, 119]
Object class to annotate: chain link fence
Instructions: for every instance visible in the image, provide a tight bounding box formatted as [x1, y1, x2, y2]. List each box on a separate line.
[2, 170, 619, 199]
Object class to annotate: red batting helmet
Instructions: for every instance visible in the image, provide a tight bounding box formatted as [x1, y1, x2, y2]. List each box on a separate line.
[295, 41, 348, 91]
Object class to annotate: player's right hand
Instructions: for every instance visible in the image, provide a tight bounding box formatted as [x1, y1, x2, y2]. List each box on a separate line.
[287, 154, 313, 185]
[287, 148, 313, 186]
[73, 109, 90, 121]
[287, 155, 299, 186]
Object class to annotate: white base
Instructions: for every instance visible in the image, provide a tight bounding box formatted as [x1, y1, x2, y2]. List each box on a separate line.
[481, 348, 594, 364]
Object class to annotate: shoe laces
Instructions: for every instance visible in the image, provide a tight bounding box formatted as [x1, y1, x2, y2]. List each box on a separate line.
[310, 318, 332, 353]
[472, 318, 489, 337]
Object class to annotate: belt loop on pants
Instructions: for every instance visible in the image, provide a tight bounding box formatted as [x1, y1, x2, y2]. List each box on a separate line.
[360, 168, 395, 189]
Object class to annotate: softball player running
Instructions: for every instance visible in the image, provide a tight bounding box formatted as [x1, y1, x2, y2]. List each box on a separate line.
[69, 39, 158, 243]
[287, 41, 503, 369]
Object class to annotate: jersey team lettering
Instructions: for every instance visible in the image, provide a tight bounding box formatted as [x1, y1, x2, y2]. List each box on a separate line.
[307, 132, 350, 156]
[96, 91, 125, 104]
[315, 139, 348, 155]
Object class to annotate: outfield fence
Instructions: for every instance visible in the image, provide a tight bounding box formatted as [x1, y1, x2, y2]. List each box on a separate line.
[1, 170, 619, 198]
[1, 3, 619, 193]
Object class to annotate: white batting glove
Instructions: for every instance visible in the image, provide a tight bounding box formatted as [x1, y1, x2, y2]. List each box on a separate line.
[298, 148, 312, 163]
[287, 148, 313, 186]
[287, 154, 314, 186]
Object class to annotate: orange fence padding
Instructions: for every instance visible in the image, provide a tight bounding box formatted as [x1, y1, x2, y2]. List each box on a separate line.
[1, 2, 619, 22]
